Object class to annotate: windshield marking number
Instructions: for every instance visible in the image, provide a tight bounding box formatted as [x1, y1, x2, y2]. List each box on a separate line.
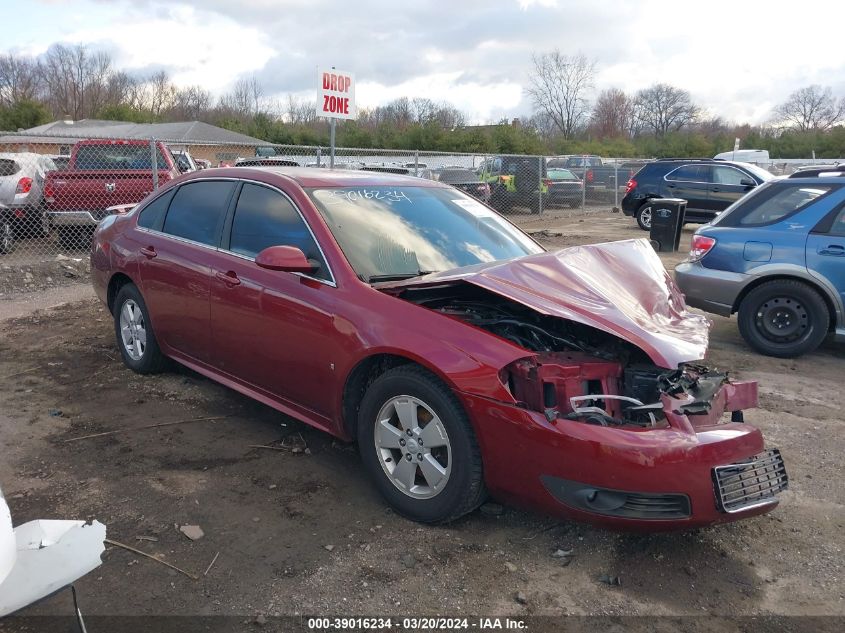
[323, 189, 412, 204]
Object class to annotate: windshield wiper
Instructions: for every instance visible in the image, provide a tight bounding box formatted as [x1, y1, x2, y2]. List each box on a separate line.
[368, 271, 438, 283]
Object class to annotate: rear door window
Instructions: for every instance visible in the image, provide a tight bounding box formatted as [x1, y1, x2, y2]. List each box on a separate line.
[227, 183, 329, 280]
[666, 165, 709, 182]
[720, 183, 838, 227]
[161, 181, 236, 246]
[137, 189, 176, 230]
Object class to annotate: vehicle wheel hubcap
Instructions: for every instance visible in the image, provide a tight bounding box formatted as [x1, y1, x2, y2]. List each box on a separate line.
[756, 297, 807, 343]
[119, 299, 147, 361]
[374, 395, 451, 499]
[640, 206, 652, 228]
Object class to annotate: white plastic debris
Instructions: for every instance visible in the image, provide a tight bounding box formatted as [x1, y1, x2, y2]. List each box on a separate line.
[0, 488, 106, 617]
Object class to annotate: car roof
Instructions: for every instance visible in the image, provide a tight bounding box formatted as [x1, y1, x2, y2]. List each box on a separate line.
[189, 166, 444, 188]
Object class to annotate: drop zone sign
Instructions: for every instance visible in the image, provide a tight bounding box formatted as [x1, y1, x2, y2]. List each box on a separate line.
[317, 68, 356, 120]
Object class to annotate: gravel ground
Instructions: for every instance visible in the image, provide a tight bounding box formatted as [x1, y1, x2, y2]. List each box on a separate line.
[0, 208, 842, 629]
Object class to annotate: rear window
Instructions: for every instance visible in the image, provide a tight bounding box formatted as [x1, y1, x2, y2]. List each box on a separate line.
[501, 158, 546, 177]
[718, 182, 839, 227]
[434, 169, 478, 183]
[74, 144, 170, 170]
[0, 159, 20, 177]
[548, 169, 577, 180]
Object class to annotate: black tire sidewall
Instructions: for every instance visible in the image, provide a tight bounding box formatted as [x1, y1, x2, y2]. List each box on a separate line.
[636, 203, 652, 231]
[357, 368, 482, 523]
[738, 281, 829, 357]
[113, 284, 165, 373]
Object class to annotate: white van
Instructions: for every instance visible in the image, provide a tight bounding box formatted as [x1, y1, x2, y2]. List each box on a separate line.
[714, 149, 770, 165]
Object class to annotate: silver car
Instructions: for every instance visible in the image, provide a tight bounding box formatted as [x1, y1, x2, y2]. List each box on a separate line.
[0, 153, 57, 252]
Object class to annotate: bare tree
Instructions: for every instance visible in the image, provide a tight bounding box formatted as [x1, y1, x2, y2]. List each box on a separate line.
[38, 44, 117, 119]
[774, 85, 845, 132]
[146, 70, 177, 117]
[589, 88, 633, 139]
[169, 85, 212, 120]
[101, 70, 137, 110]
[526, 50, 595, 139]
[0, 53, 42, 107]
[634, 83, 699, 136]
[285, 95, 317, 125]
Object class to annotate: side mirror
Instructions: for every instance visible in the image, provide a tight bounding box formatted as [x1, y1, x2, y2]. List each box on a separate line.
[740, 178, 755, 187]
[255, 245, 316, 273]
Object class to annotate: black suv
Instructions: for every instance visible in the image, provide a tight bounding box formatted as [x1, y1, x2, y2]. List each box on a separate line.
[621, 159, 774, 230]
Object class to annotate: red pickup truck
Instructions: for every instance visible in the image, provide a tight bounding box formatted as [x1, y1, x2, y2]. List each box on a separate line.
[45, 139, 180, 248]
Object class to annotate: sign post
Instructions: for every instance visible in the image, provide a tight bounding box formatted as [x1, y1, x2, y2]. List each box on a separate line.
[317, 67, 356, 169]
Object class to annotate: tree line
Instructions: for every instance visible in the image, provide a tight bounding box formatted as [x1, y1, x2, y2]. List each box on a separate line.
[2, 44, 845, 158]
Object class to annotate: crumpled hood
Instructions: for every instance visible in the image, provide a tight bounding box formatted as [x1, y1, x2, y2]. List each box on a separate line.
[378, 239, 710, 368]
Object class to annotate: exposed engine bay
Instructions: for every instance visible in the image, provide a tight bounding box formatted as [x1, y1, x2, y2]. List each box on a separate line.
[400, 284, 744, 428]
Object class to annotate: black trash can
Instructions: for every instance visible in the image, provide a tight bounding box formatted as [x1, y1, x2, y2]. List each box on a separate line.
[648, 198, 687, 252]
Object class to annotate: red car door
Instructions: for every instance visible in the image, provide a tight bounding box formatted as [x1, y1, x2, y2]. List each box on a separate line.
[208, 182, 340, 418]
[136, 180, 236, 363]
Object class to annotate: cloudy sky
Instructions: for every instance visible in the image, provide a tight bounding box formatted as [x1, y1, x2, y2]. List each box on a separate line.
[3, 0, 845, 124]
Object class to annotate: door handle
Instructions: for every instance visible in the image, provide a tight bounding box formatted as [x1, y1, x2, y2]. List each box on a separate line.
[140, 246, 156, 258]
[819, 244, 845, 256]
[215, 270, 241, 286]
[711, 187, 721, 192]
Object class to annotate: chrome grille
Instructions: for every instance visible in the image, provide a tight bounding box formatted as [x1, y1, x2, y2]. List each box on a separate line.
[713, 449, 788, 513]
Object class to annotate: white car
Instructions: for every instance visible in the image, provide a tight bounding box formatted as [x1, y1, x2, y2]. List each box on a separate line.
[0, 153, 57, 251]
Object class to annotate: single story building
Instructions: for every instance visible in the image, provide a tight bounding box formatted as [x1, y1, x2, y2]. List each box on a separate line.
[0, 119, 270, 164]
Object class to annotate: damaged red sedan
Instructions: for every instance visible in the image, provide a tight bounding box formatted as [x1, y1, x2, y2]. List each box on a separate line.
[91, 168, 788, 529]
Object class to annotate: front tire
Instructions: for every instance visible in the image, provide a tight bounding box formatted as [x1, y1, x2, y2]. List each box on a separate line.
[357, 365, 486, 523]
[737, 280, 829, 358]
[113, 283, 167, 373]
[636, 202, 653, 231]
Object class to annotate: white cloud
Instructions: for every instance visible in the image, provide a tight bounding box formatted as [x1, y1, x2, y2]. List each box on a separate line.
[3, 0, 845, 125]
[357, 72, 524, 123]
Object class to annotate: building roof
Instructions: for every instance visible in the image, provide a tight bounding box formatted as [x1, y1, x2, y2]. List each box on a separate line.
[1, 119, 269, 146]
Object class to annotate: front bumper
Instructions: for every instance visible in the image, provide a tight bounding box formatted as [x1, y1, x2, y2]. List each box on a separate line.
[460, 385, 786, 530]
[675, 260, 750, 317]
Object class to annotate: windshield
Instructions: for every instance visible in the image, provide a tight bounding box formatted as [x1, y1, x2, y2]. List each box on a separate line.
[307, 186, 543, 281]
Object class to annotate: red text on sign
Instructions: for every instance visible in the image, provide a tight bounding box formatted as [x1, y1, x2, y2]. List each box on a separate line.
[322, 73, 352, 93]
[322, 95, 350, 115]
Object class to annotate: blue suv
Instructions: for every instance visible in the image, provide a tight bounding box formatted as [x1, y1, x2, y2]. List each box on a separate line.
[675, 175, 845, 357]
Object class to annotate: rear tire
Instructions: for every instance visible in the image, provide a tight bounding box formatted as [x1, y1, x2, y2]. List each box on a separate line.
[357, 365, 486, 523]
[737, 280, 829, 358]
[113, 283, 167, 374]
[636, 203, 653, 231]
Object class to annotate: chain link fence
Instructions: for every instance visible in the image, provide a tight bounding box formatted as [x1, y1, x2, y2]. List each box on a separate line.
[0, 129, 834, 295]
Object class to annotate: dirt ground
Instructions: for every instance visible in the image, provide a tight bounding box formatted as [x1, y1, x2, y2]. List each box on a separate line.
[0, 209, 843, 627]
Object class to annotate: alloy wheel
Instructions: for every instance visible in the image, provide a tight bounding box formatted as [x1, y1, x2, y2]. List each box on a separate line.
[639, 206, 653, 229]
[374, 395, 452, 499]
[119, 299, 147, 361]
